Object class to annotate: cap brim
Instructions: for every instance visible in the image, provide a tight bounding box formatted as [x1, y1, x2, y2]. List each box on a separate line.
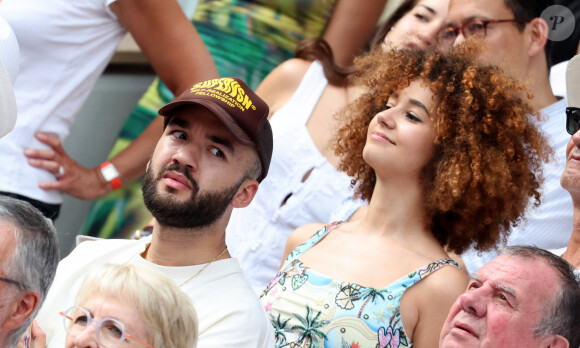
[567, 55, 580, 108]
[159, 99, 254, 146]
[0, 62, 16, 138]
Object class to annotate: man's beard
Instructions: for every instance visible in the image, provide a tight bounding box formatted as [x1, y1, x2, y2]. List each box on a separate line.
[142, 162, 244, 229]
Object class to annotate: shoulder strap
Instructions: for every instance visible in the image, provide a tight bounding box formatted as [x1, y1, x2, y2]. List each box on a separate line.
[281, 221, 343, 269]
[282, 60, 329, 125]
[402, 258, 461, 289]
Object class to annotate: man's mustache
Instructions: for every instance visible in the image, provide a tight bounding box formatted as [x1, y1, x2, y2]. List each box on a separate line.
[157, 162, 199, 193]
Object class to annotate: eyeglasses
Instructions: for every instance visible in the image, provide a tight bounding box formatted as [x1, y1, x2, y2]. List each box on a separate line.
[437, 18, 529, 47]
[0, 276, 25, 288]
[60, 306, 153, 348]
[567, 107, 580, 135]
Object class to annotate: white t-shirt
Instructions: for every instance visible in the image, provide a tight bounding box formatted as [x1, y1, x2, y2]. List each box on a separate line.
[0, 0, 127, 204]
[35, 238, 275, 348]
[550, 60, 568, 99]
[462, 99, 573, 273]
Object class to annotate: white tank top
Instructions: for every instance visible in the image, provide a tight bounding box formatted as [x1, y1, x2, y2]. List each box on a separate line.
[226, 61, 360, 292]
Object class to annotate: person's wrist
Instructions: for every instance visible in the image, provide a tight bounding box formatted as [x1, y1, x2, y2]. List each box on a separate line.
[98, 161, 122, 191]
[93, 166, 112, 197]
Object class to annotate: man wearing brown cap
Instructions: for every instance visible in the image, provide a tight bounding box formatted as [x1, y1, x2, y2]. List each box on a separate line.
[34, 77, 275, 347]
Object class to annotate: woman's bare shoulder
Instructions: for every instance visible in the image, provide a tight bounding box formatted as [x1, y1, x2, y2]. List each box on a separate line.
[256, 59, 314, 117]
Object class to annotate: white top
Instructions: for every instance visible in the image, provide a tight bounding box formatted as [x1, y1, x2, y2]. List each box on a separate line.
[463, 99, 574, 273]
[550, 60, 568, 99]
[35, 238, 275, 348]
[0, 0, 127, 204]
[226, 61, 358, 292]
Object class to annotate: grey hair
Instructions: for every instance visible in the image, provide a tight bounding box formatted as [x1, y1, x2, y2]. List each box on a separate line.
[0, 196, 59, 348]
[499, 245, 580, 347]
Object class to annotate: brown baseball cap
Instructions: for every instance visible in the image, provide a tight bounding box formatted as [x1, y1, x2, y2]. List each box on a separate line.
[158, 77, 273, 182]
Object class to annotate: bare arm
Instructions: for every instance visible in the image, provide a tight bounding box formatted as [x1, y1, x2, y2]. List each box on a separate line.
[322, 0, 388, 67]
[408, 267, 467, 348]
[279, 223, 324, 270]
[25, 0, 219, 199]
[25, 118, 162, 200]
[111, 0, 218, 94]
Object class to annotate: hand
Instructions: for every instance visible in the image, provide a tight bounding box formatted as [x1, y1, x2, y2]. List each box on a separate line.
[17, 321, 46, 348]
[24, 132, 111, 200]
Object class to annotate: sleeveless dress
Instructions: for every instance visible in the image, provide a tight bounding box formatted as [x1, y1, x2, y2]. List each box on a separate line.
[81, 0, 339, 239]
[260, 222, 460, 348]
[226, 61, 358, 292]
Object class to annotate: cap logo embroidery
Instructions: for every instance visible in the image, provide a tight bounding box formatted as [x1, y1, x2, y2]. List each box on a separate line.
[190, 78, 257, 111]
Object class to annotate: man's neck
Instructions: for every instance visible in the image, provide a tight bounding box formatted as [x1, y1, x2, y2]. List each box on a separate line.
[530, 75, 559, 111]
[523, 60, 558, 111]
[564, 206, 580, 270]
[143, 221, 229, 267]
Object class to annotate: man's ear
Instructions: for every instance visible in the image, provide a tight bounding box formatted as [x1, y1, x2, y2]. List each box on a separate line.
[231, 179, 259, 208]
[0, 291, 40, 330]
[527, 17, 549, 58]
[539, 334, 569, 348]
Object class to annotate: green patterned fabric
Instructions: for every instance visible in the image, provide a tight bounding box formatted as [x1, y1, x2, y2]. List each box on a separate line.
[82, 0, 338, 239]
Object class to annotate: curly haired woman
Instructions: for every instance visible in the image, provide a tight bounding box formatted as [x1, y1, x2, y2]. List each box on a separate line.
[260, 46, 552, 348]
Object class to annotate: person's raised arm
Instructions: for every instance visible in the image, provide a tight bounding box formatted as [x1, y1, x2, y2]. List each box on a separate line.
[322, 0, 388, 67]
[111, 0, 218, 94]
[25, 0, 219, 199]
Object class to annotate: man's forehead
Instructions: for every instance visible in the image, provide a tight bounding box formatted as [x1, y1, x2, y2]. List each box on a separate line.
[448, 0, 512, 23]
[477, 255, 559, 299]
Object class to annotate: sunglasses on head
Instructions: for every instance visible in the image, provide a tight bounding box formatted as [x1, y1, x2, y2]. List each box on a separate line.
[567, 107, 580, 135]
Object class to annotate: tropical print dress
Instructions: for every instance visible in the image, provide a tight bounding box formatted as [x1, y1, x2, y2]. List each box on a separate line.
[82, 0, 339, 239]
[260, 222, 460, 348]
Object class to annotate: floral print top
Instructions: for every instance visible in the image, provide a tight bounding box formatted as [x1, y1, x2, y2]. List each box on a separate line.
[260, 222, 460, 348]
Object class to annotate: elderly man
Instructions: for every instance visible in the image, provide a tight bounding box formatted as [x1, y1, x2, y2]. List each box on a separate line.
[554, 54, 580, 273]
[0, 196, 59, 348]
[439, 0, 573, 273]
[440, 246, 580, 348]
[35, 77, 275, 347]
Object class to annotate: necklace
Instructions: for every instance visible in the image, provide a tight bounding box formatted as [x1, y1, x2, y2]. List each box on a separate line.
[178, 247, 228, 287]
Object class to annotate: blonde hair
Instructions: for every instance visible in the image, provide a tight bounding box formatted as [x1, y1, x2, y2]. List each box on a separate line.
[75, 263, 198, 348]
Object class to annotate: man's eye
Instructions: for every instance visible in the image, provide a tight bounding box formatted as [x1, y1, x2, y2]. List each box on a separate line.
[210, 147, 225, 158]
[497, 293, 510, 303]
[467, 21, 486, 35]
[467, 282, 480, 290]
[440, 27, 458, 40]
[171, 130, 187, 140]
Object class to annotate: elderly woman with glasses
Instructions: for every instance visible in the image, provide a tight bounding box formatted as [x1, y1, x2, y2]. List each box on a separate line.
[24, 263, 198, 348]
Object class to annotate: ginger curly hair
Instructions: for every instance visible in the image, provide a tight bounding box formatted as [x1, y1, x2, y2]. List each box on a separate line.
[334, 46, 552, 254]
